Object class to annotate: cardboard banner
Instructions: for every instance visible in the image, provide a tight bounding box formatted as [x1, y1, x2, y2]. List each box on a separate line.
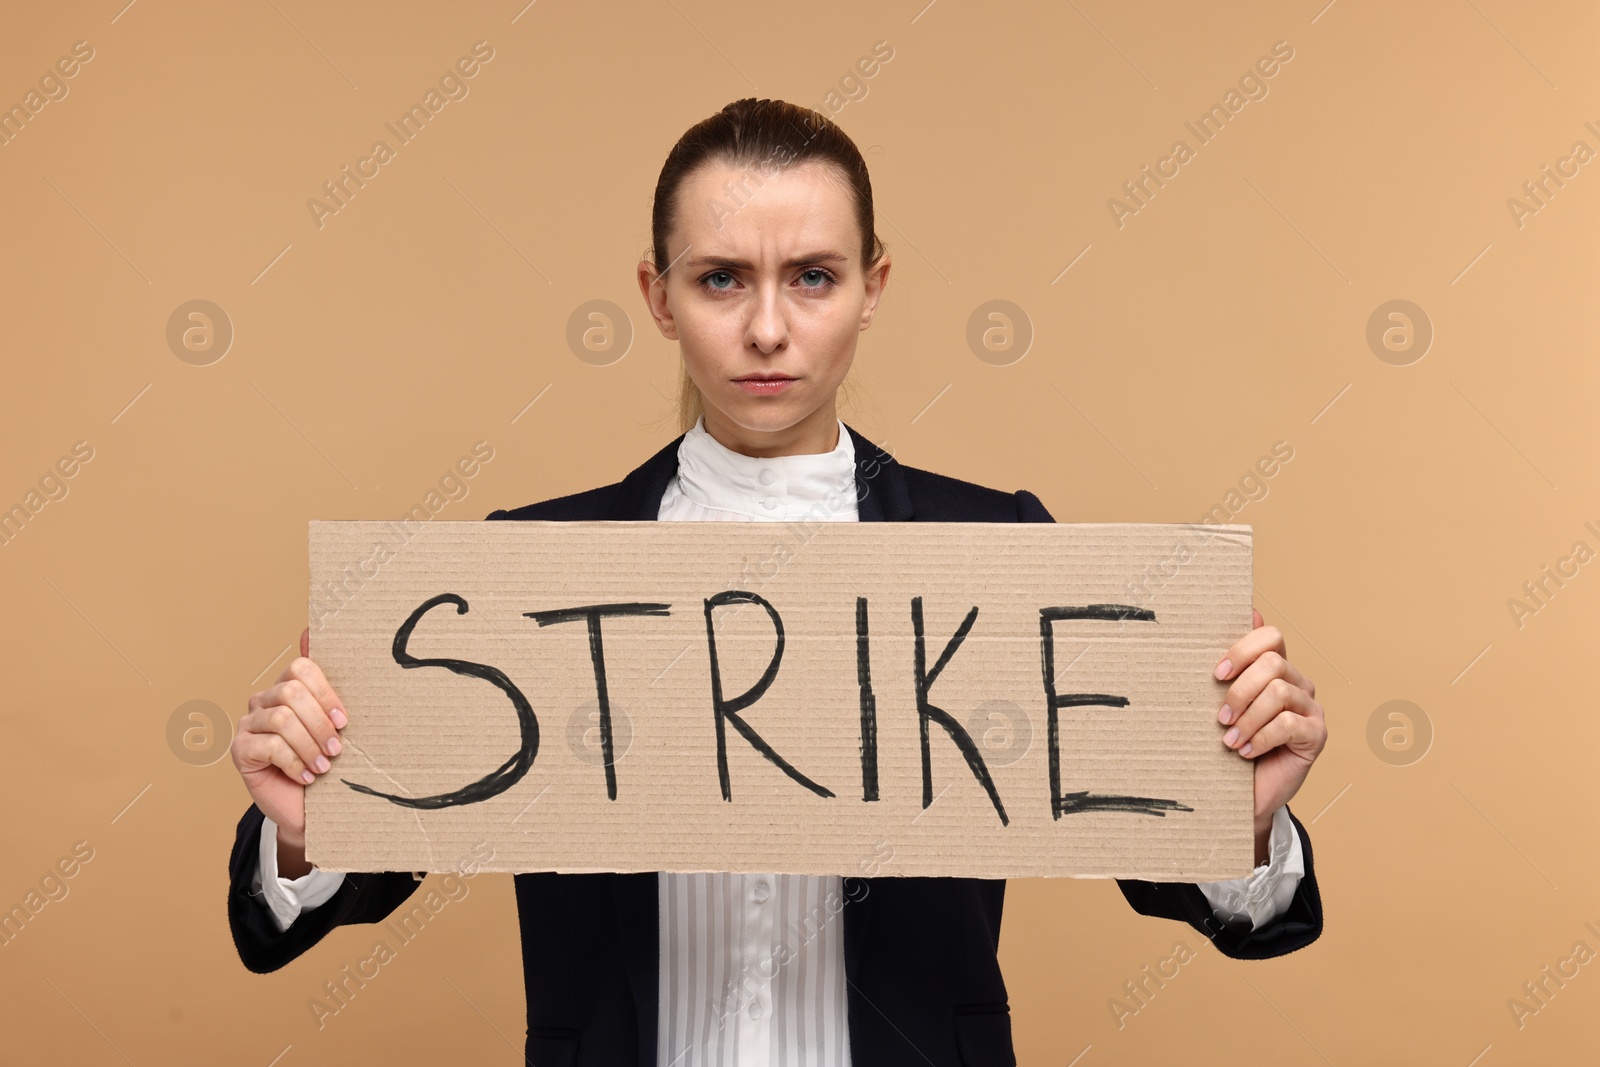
[303, 520, 1255, 881]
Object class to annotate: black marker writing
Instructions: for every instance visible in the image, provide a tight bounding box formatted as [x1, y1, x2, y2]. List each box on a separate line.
[911, 596, 1007, 826]
[343, 593, 538, 810]
[703, 590, 835, 801]
[524, 602, 672, 800]
[1038, 604, 1195, 819]
[856, 596, 879, 802]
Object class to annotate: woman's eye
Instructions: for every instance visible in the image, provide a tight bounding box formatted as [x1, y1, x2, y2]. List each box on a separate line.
[699, 268, 835, 292]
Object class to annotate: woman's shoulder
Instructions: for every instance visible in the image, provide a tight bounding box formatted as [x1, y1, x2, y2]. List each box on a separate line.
[485, 433, 684, 522]
[893, 460, 1055, 524]
[484, 483, 623, 522]
[847, 423, 1052, 523]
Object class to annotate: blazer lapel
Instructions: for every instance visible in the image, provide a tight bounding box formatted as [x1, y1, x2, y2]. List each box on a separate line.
[608, 432, 688, 521]
[605, 420, 913, 1036]
[846, 423, 913, 523]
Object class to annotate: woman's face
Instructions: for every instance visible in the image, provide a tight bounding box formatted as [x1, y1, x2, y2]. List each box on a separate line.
[638, 158, 890, 456]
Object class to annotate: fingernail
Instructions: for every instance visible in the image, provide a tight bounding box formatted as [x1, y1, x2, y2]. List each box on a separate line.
[1215, 659, 1231, 680]
[301, 770, 316, 785]
[313, 755, 330, 774]
[331, 708, 348, 729]
[1223, 727, 1239, 747]
[1218, 704, 1233, 725]
[326, 736, 342, 757]
[1240, 742, 1253, 756]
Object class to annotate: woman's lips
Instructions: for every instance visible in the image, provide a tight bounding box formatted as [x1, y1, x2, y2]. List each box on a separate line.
[734, 376, 796, 395]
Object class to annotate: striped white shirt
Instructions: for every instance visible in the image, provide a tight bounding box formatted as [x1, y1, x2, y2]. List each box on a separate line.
[251, 413, 1305, 1065]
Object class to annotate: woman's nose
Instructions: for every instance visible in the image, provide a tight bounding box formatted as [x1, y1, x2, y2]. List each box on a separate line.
[744, 287, 789, 350]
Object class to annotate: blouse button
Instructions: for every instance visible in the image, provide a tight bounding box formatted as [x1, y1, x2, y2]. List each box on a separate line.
[758, 469, 776, 486]
[762, 497, 777, 510]
[752, 879, 770, 903]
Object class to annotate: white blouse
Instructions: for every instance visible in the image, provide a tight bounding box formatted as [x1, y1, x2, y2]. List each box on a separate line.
[253, 415, 1305, 1066]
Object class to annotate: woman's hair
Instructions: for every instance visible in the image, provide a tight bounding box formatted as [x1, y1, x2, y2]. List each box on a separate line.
[648, 97, 886, 433]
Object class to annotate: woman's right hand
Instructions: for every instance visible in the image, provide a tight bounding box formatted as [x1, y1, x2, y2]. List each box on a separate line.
[230, 626, 348, 877]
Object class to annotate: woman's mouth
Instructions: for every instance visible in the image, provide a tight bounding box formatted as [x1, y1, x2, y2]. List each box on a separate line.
[733, 374, 797, 395]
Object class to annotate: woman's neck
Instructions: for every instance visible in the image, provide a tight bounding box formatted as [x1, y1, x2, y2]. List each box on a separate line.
[699, 402, 842, 458]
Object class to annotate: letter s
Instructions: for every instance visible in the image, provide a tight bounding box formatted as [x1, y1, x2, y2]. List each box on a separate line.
[342, 593, 539, 809]
[72, 440, 95, 463]
[1271, 39, 1294, 63]
[472, 439, 495, 463]
[1271, 439, 1294, 463]
[872, 39, 895, 63]
[472, 40, 495, 62]
[72, 40, 95, 63]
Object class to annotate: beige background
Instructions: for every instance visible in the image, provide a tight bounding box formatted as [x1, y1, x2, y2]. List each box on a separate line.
[1, 1, 1595, 1063]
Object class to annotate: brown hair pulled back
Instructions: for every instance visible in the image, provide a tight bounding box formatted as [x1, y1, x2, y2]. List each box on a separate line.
[648, 98, 885, 433]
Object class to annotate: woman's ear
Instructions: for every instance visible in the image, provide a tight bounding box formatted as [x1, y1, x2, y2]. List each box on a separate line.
[636, 258, 679, 340]
[859, 254, 891, 331]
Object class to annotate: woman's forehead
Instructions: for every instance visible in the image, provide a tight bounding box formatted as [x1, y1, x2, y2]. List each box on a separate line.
[674, 160, 857, 259]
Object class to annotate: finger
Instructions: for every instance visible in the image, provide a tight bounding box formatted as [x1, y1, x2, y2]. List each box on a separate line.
[1253, 607, 1264, 630]
[1215, 622, 1286, 682]
[1223, 678, 1314, 752]
[280, 656, 348, 730]
[233, 728, 316, 786]
[300, 626, 310, 659]
[252, 700, 331, 780]
[1218, 649, 1314, 726]
[1237, 706, 1326, 760]
[271, 677, 342, 759]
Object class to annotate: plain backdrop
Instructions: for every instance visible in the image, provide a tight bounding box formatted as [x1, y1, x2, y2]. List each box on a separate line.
[0, 1, 1595, 1064]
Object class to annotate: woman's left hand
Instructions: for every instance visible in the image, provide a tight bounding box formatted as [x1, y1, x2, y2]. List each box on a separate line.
[1215, 608, 1328, 862]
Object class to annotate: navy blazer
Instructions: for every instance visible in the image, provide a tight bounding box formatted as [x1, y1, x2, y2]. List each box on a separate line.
[228, 422, 1323, 1066]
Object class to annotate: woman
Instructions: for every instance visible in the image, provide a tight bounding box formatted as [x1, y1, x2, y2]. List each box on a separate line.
[228, 98, 1327, 1066]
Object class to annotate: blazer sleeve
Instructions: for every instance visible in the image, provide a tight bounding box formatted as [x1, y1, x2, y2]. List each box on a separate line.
[228, 803, 423, 973]
[1013, 487, 1324, 959]
[1116, 806, 1322, 959]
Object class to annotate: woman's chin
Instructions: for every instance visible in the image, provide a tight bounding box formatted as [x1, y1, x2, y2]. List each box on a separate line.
[714, 394, 805, 430]
[706, 395, 840, 443]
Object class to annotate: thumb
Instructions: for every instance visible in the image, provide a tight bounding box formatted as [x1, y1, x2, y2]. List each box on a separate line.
[1252, 607, 1264, 630]
[300, 626, 310, 659]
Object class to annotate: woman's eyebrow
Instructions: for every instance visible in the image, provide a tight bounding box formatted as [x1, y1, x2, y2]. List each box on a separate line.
[688, 251, 849, 270]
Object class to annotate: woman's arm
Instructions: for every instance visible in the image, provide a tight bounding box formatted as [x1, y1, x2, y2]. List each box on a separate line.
[228, 803, 423, 973]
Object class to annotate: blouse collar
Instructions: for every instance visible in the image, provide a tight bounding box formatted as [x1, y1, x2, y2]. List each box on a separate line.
[673, 415, 857, 520]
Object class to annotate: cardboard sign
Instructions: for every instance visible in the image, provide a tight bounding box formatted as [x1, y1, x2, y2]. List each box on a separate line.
[303, 520, 1255, 881]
